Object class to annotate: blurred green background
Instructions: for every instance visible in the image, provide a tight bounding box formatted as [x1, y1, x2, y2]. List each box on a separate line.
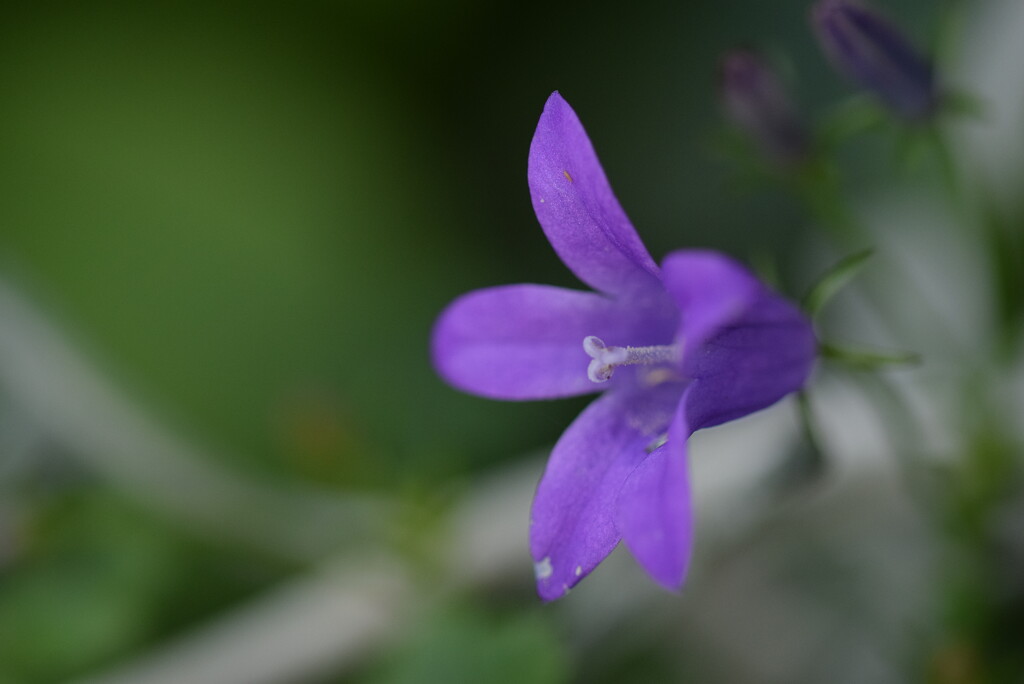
[3, 1, 1021, 683]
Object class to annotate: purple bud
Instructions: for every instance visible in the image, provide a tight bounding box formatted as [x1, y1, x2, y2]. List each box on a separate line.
[812, 0, 937, 120]
[719, 50, 810, 166]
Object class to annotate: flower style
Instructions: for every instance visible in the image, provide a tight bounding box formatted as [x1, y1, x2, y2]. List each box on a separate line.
[432, 92, 816, 601]
[812, 0, 937, 120]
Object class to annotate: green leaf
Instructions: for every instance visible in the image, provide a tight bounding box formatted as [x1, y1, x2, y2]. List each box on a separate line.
[363, 607, 567, 684]
[942, 89, 987, 121]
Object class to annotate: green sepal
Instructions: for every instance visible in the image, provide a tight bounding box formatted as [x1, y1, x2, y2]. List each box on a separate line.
[802, 248, 875, 317]
[819, 341, 921, 370]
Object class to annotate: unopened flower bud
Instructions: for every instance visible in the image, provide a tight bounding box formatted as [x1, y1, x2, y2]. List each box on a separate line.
[812, 0, 937, 120]
[719, 50, 809, 166]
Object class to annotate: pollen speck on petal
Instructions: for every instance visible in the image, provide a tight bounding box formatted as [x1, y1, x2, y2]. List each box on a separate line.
[534, 557, 554, 580]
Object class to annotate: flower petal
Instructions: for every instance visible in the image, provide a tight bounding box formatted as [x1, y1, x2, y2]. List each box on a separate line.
[661, 251, 816, 430]
[617, 396, 693, 590]
[528, 92, 663, 300]
[529, 383, 683, 600]
[432, 284, 675, 400]
[661, 249, 763, 370]
[684, 291, 816, 430]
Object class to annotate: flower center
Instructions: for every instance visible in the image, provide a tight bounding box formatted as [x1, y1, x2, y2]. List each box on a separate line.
[583, 336, 681, 383]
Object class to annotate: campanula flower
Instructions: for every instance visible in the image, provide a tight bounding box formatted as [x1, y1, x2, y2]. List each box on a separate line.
[812, 0, 937, 120]
[720, 50, 810, 165]
[432, 92, 816, 600]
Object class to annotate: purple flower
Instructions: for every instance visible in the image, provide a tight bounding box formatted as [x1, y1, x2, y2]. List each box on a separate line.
[720, 50, 810, 165]
[432, 92, 816, 600]
[812, 0, 937, 120]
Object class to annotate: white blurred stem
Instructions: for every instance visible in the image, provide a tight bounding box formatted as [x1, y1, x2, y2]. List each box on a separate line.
[0, 275, 393, 562]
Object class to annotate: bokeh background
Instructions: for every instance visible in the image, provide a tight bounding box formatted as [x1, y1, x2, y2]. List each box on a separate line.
[1, 0, 1022, 682]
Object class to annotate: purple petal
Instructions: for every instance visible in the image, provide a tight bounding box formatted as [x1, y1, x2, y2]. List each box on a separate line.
[661, 251, 816, 430]
[617, 397, 693, 590]
[432, 284, 675, 400]
[529, 383, 683, 601]
[684, 291, 816, 430]
[661, 250, 763, 372]
[528, 92, 663, 300]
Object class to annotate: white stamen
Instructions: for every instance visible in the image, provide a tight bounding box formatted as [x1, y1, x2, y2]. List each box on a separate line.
[583, 336, 680, 383]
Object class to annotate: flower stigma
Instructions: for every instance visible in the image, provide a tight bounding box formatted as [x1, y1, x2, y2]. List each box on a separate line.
[583, 336, 681, 383]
